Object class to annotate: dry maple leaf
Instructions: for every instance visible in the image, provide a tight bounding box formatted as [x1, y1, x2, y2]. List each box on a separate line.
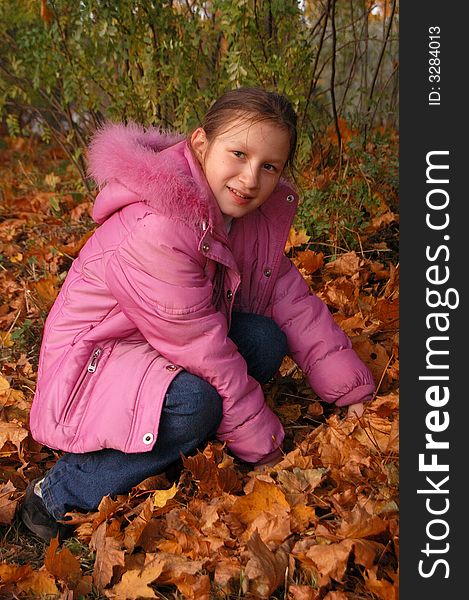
[232, 479, 290, 526]
[0, 480, 17, 525]
[0, 421, 29, 459]
[44, 536, 83, 588]
[285, 227, 311, 253]
[144, 551, 209, 598]
[123, 496, 155, 553]
[364, 565, 399, 600]
[90, 521, 126, 591]
[319, 277, 359, 315]
[288, 584, 321, 599]
[0, 562, 59, 597]
[182, 450, 242, 495]
[104, 560, 164, 600]
[213, 556, 242, 595]
[292, 538, 350, 586]
[296, 250, 324, 274]
[152, 482, 178, 508]
[324, 251, 363, 276]
[337, 505, 388, 539]
[243, 531, 293, 598]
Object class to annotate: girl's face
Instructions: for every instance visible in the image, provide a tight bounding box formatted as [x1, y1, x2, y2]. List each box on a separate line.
[191, 117, 291, 219]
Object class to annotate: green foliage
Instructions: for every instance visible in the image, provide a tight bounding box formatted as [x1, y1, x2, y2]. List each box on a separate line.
[0, 0, 399, 249]
[0, 1, 398, 165]
[294, 128, 399, 252]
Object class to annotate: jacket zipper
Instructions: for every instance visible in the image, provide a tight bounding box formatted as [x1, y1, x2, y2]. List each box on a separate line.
[60, 347, 102, 424]
[87, 348, 102, 373]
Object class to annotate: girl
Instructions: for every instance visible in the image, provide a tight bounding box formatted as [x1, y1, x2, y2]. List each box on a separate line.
[21, 87, 375, 542]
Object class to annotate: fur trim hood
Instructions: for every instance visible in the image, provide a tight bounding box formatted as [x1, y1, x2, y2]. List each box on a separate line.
[87, 122, 212, 226]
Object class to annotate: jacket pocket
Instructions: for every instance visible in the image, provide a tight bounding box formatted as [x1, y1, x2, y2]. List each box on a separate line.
[59, 347, 102, 425]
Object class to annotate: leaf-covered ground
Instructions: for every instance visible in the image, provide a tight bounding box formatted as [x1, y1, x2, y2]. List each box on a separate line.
[0, 133, 399, 599]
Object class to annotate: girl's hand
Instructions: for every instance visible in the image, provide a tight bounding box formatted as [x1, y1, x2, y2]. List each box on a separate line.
[347, 402, 364, 419]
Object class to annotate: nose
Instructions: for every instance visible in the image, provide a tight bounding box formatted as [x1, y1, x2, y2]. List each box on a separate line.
[239, 162, 259, 189]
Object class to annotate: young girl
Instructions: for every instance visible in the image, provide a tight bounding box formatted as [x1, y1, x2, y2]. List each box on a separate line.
[21, 87, 375, 542]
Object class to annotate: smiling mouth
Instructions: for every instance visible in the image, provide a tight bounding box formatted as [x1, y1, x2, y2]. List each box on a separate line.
[227, 186, 252, 201]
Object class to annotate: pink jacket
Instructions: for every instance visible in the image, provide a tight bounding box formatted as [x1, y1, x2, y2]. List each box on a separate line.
[29, 123, 375, 463]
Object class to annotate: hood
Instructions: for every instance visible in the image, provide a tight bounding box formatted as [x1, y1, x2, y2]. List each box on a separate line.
[87, 122, 211, 226]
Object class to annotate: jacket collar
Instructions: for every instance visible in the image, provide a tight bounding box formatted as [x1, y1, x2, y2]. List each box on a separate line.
[88, 122, 298, 232]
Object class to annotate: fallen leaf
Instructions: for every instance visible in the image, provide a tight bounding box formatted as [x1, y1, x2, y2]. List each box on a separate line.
[0, 481, 17, 525]
[16, 568, 59, 596]
[324, 251, 362, 276]
[152, 483, 178, 509]
[232, 480, 290, 525]
[364, 565, 399, 600]
[0, 421, 29, 457]
[213, 557, 242, 594]
[285, 228, 310, 253]
[288, 584, 320, 599]
[337, 505, 388, 539]
[44, 536, 82, 587]
[0, 332, 14, 347]
[105, 560, 164, 599]
[243, 531, 292, 598]
[90, 522, 125, 591]
[297, 250, 324, 274]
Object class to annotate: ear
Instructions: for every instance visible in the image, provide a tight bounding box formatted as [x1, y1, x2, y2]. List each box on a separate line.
[190, 127, 208, 163]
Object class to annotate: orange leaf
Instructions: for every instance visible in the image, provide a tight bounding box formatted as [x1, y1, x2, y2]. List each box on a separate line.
[0, 481, 17, 525]
[324, 251, 362, 277]
[44, 536, 82, 587]
[352, 337, 390, 389]
[285, 228, 310, 253]
[40, 0, 53, 24]
[337, 505, 388, 539]
[214, 557, 242, 595]
[364, 565, 399, 600]
[104, 560, 164, 599]
[90, 522, 125, 591]
[0, 421, 29, 457]
[243, 531, 292, 597]
[296, 250, 324, 274]
[292, 538, 351, 586]
[30, 276, 59, 311]
[124, 496, 155, 552]
[231, 480, 290, 525]
[16, 569, 59, 596]
[288, 584, 320, 599]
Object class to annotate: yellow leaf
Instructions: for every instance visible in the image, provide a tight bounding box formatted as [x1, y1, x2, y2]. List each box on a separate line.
[16, 569, 59, 596]
[0, 374, 10, 392]
[10, 253, 23, 263]
[152, 482, 178, 509]
[105, 561, 164, 599]
[285, 228, 310, 253]
[44, 173, 61, 190]
[0, 332, 14, 348]
[232, 480, 290, 525]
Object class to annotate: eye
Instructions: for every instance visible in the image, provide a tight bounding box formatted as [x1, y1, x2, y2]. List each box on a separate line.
[263, 163, 277, 172]
[233, 151, 245, 158]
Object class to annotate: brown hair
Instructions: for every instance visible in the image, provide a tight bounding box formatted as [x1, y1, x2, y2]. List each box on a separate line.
[197, 87, 298, 176]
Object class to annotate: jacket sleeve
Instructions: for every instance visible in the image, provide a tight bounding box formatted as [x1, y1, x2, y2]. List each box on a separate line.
[104, 214, 284, 463]
[267, 255, 375, 406]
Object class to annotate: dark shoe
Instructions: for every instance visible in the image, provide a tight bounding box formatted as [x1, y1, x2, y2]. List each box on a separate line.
[20, 478, 74, 543]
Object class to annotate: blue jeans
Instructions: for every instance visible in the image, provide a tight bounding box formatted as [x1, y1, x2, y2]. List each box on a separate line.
[41, 312, 287, 519]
